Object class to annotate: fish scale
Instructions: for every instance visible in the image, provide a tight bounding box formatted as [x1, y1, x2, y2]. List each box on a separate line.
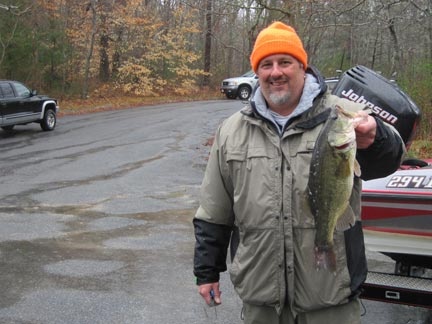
[307, 106, 358, 272]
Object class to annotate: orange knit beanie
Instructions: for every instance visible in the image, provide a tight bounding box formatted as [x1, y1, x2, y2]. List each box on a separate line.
[250, 22, 308, 72]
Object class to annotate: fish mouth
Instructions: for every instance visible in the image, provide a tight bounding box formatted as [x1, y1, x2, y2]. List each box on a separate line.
[335, 143, 351, 150]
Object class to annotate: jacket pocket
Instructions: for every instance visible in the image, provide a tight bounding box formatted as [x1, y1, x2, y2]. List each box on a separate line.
[225, 150, 247, 185]
[229, 228, 280, 306]
[226, 147, 278, 229]
[226, 147, 274, 173]
[292, 227, 352, 312]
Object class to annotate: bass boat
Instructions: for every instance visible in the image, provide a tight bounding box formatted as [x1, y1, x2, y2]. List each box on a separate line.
[361, 159, 432, 271]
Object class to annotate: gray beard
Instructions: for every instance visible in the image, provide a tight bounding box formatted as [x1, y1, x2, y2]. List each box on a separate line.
[268, 92, 291, 106]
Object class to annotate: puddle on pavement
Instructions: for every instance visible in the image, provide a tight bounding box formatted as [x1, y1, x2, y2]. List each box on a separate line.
[0, 212, 75, 243]
[103, 231, 189, 250]
[148, 190, 192, 200]
[44, 259, 125, 277]
[0, 289, 145, 324]
[0, 207, 196, 309]
[87, 216, 148, 231]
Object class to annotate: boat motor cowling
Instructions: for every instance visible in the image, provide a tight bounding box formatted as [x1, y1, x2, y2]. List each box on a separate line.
[331, 65, 421, 147]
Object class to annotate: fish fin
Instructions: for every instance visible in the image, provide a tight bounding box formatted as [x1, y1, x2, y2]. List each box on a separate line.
[335, 158, 352, 178]
[333, 98, 372, 114]
[315, 245, 337, 274]
[352, 110, 370, 127]
[334, 158, 360, 181]
[354, 159, 361, 177]
[336, 208, 356, 231]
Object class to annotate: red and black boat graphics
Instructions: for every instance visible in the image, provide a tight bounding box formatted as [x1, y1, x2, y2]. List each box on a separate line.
[361, 160, 432, 268]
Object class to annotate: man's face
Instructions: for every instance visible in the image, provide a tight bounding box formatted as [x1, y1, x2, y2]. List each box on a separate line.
[256, 54, 306, 112]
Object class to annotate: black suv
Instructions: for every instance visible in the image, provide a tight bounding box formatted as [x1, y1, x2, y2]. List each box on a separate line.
[0, 80, 59, 132]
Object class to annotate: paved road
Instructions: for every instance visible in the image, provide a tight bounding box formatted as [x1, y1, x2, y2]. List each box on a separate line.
[0, 100, 430, 324]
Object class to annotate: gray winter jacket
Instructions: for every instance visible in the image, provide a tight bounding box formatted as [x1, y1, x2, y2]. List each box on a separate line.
[193, 67, 404, 315]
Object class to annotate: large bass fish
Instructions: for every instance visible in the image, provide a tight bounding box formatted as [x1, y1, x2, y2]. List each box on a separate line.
[307, 104, 367, 272]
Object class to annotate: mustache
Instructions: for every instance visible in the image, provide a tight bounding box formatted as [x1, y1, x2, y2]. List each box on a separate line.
[269, 77, 288, 83]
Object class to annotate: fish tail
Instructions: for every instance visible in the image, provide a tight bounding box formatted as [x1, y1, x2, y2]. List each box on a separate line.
[315, 245, 337, 273]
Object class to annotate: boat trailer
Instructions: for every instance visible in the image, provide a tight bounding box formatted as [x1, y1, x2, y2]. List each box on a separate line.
[361, 271, 432, 309]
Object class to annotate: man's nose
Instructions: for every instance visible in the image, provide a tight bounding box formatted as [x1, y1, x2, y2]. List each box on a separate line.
[270, 63, 283, 76]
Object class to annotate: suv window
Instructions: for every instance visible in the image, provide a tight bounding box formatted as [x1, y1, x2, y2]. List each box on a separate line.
[13, 82, 31, 97]
[241, 70, 256, 78]
[0, 82, 15, 98]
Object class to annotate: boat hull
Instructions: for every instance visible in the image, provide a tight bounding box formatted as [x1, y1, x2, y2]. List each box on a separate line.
[361, 163, 432, 268]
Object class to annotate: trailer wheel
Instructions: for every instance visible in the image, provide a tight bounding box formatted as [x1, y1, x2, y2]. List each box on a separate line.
[394, 261, 425, 277]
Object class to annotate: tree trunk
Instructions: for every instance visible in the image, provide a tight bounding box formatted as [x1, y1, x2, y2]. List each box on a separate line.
[202, 0, 212, 86]
[82, 0, 98, 99]
[388, 18, 401, 76]
[99, 31, 110, 82]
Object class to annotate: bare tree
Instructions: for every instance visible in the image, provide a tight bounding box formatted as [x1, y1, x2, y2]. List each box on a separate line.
[202, 0, 212, 86]
[82, 0, 98, 99]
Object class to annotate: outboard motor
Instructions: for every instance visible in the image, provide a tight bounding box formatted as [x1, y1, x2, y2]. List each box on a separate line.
[331, 65, 421, 147]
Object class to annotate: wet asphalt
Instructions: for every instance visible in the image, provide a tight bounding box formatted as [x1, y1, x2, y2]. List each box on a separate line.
[0, 100, 430, 324]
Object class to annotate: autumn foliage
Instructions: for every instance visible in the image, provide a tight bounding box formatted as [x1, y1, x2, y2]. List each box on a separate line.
[0, 0, 431, 142]
[0, 0, 208, 99]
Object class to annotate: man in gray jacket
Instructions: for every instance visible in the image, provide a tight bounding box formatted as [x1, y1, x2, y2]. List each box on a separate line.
[193, 21, 404, 324]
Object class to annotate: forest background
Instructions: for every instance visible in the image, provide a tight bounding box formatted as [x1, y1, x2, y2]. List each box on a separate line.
[0, 0, 431, 156]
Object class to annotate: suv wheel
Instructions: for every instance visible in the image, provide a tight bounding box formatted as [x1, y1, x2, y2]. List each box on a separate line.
[40, 109, 56, 131]
[238, 85, 252, 100]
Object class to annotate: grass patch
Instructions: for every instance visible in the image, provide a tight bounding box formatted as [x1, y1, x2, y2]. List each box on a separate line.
[407, 139, 432, 160]
[58, 90, 222, 116]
